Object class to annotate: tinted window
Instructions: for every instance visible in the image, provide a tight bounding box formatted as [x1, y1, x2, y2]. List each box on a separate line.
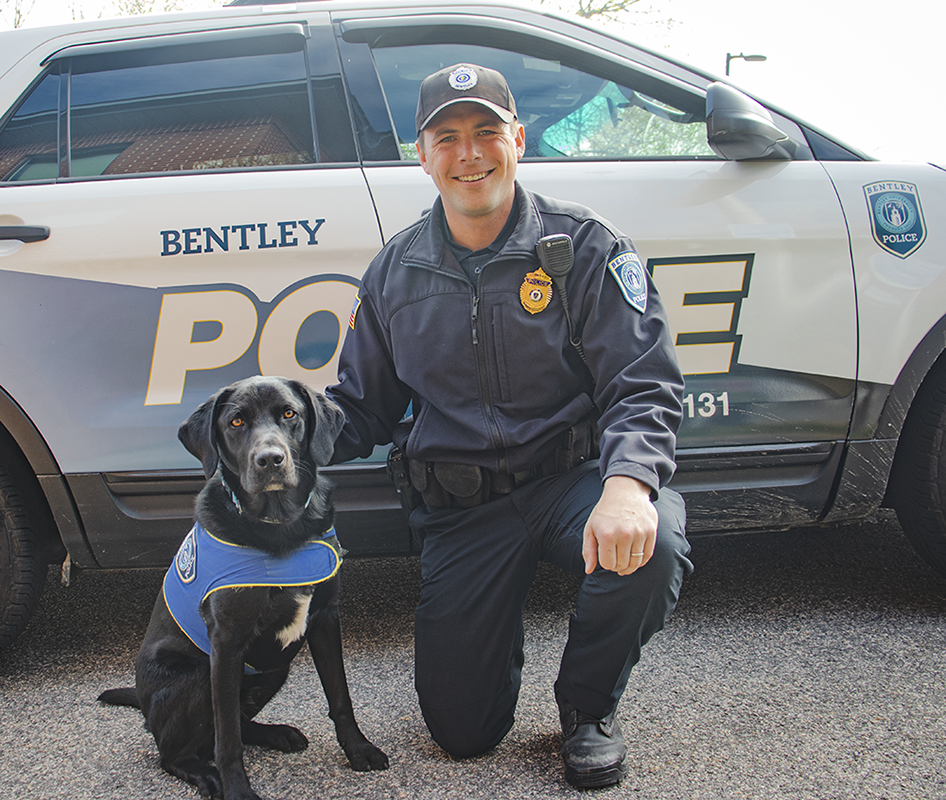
[0, 30, 357, 182]
[0, 71, 61, 181]
[369, 41, 713, 161]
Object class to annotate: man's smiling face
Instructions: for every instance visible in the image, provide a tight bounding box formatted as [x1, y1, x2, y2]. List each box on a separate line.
[417, 103, 525, 234]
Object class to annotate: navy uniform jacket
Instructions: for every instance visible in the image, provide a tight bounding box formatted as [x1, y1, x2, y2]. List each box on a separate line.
[327, 182, 684, 495]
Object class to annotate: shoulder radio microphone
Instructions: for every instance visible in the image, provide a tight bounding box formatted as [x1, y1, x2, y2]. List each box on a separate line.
[536, 233, 585, 362]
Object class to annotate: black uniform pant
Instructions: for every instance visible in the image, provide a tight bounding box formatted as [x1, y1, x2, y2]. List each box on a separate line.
[411, 460, 691, 758]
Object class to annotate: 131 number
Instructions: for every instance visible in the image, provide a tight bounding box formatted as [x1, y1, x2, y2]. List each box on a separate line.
[682, 391, 730, 418]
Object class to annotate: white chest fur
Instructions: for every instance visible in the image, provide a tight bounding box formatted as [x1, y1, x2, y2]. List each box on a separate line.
[275, 593, 313, 649]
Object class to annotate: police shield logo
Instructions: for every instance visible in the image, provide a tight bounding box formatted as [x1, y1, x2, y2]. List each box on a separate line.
[607, 251, 647, 313]
[864, 182, 927, 258]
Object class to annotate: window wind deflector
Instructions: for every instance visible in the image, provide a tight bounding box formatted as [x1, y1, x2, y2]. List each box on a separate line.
[339, 15, 470, 41]
[337, 15, 697, 99]
[339, 14, 547, 46]
[40, 23, 307, 69]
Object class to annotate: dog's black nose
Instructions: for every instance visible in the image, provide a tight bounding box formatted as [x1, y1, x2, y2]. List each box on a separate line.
[255, 448, 286, 470]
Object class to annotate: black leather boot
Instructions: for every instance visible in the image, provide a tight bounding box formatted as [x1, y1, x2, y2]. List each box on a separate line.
[556, 689, 628, 788]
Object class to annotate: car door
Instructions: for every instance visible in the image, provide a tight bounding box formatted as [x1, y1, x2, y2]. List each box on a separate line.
[333, 9, 858, 531]
[0, 18, 382, 563]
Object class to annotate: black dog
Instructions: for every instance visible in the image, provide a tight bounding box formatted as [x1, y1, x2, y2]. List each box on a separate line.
[99, 376, 388, 800]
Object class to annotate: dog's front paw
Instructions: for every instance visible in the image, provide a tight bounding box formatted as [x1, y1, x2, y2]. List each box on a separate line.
[345, 740, 390, 772]
[269, 724, 309, 753]
[243, 720, 309, 753]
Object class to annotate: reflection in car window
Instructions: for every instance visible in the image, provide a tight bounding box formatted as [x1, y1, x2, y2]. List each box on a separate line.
[0, 42, 347, 181]
[68, 51, 315, 176]
[370, 43, 713, 161]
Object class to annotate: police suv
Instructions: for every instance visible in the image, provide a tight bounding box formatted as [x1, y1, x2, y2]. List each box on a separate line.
[0, 0, 944, 649]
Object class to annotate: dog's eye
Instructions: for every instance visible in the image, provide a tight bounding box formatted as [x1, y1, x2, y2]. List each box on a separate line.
[283, 409, 296, 420]
[230, 417, 244, 428]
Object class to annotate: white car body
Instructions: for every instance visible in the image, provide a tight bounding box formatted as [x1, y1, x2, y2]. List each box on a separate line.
[0, 0, 943, 647]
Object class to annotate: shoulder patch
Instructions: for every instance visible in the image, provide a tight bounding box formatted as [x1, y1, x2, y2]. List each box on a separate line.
[607, 251, 647, 313]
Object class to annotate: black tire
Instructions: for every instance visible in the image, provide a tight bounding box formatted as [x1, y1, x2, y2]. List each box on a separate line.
[890, 357, 946, 579]
[0, 464, 46, 650]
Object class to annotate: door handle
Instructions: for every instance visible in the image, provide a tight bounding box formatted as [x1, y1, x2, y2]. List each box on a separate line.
[0, 225, 50, 243]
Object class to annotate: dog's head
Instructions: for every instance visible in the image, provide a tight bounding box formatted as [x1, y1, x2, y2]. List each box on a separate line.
[178, 377, 345, 493]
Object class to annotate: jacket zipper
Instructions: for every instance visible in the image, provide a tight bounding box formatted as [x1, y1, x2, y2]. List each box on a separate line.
[472, 294, 480, 346]
[471, 263, 516, 474]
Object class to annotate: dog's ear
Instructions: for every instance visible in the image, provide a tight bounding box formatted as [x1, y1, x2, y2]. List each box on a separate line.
[290, 380, 346, 467]
[178, 387, 234, 478]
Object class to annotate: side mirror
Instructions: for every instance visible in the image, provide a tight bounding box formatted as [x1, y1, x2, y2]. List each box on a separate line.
[706, 82, 796, 161]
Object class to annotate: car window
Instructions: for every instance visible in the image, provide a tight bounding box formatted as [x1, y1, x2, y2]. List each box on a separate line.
[0, 72, 60, 180]
[368, 42, 713, 161]
[0, 29, 355, 182]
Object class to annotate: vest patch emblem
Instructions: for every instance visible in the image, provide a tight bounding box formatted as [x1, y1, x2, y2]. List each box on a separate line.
[520, 267, 553, 314]
[175, 527, 198, 584]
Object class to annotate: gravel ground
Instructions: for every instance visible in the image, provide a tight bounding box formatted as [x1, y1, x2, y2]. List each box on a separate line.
[1, 509, 945, 800]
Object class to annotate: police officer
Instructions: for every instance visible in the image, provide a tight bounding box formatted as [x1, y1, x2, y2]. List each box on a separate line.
[327, 63, 692, 788]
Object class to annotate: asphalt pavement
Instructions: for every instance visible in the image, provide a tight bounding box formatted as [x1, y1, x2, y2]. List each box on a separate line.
[1, 508, 944, 800]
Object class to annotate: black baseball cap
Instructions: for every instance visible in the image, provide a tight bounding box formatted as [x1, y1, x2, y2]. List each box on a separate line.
[415, 63, 518, 136]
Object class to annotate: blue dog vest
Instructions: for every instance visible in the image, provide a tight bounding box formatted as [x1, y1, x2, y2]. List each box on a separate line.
[163, 521, 341, 671]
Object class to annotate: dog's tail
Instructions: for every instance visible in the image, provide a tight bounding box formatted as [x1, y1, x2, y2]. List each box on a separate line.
[98, 687, 140, 708]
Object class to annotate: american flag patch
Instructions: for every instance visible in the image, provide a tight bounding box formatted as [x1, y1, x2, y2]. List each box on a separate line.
[349, 293, 362, 329]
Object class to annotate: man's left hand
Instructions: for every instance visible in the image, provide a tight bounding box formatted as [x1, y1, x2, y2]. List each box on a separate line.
[582, 476, 657, 575]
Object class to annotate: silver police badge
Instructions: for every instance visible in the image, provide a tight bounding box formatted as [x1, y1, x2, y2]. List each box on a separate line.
[448, 66, 477, 91]
[607, 251, 647, 313]
[864, 181, 927, 259]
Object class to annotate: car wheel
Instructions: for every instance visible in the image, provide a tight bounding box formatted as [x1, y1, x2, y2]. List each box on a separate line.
[0, 464, 46, 650]
[891, 357, 946, 579]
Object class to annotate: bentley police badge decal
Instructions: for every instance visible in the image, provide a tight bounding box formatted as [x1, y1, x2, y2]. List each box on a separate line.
[520, 267, 553, 314]
[864, 181, 927, 259]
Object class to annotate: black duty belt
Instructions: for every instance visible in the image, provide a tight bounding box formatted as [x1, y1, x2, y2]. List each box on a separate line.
[387, 416, 599, 511]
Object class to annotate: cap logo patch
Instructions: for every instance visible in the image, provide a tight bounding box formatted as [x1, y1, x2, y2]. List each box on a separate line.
[448, 66, 478, 91]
